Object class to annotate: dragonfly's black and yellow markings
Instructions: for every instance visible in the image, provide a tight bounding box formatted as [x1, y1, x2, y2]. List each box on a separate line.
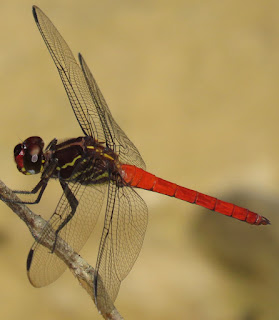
[56, 155, 82, 171]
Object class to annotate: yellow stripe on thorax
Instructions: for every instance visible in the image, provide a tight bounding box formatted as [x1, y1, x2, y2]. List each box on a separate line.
[57, 155, 82, 171]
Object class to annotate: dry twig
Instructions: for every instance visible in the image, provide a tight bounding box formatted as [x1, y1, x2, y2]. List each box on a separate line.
[0, 179, 123, 320]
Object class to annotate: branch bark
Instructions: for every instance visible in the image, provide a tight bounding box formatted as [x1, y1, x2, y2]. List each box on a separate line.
[0, 179, 123, 320]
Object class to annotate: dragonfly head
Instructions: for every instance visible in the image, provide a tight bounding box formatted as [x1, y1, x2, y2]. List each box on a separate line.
[14, 136, 45, 175]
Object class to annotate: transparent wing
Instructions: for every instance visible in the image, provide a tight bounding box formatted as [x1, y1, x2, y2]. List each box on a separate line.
[94, 180, 148, 311]
[32, 6, 145, 169]
[31, 6, 148, 307]
[27, 180, 106, 287]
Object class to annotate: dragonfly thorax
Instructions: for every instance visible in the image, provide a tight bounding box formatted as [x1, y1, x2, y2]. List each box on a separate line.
[50, 136, 120, 183]
[14, 136, 45, 175]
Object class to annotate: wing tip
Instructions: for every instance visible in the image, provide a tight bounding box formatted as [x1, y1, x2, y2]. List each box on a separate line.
[78, 52, 83, 65]
[32, 5, 39, 23]
[26, 248, 34, 271]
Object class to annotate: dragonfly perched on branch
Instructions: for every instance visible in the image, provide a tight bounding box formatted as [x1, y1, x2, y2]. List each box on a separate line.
[7, 5, 270, 314]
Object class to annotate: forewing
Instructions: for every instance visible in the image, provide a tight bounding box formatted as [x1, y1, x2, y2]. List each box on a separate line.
[79, 54, 146, 169]
[32, 6, 145, 169]
[27, 181, 106, 287]
[93, 181, 148, 312]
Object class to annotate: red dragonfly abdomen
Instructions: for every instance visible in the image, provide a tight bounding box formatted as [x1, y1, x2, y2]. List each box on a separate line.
[121, 164, 270, 225]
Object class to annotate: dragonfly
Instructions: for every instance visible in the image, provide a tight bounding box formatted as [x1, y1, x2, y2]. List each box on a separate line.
[11, 5, 269, 313]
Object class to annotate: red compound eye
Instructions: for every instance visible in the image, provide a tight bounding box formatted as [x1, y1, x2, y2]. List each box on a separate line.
[14, 144, 25, 172]
[13, 137, 44, 175]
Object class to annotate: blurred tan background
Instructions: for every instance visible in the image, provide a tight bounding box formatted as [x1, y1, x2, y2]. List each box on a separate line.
[1, 0, 279, 319]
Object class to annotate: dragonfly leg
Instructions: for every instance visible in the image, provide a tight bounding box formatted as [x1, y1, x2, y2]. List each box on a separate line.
[7, 159, 58, 204]
[1, 178, 49, 205]
[13, 177, 48, 199]
[52, 180, 79, 252]
[45, 138, 58, 152]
